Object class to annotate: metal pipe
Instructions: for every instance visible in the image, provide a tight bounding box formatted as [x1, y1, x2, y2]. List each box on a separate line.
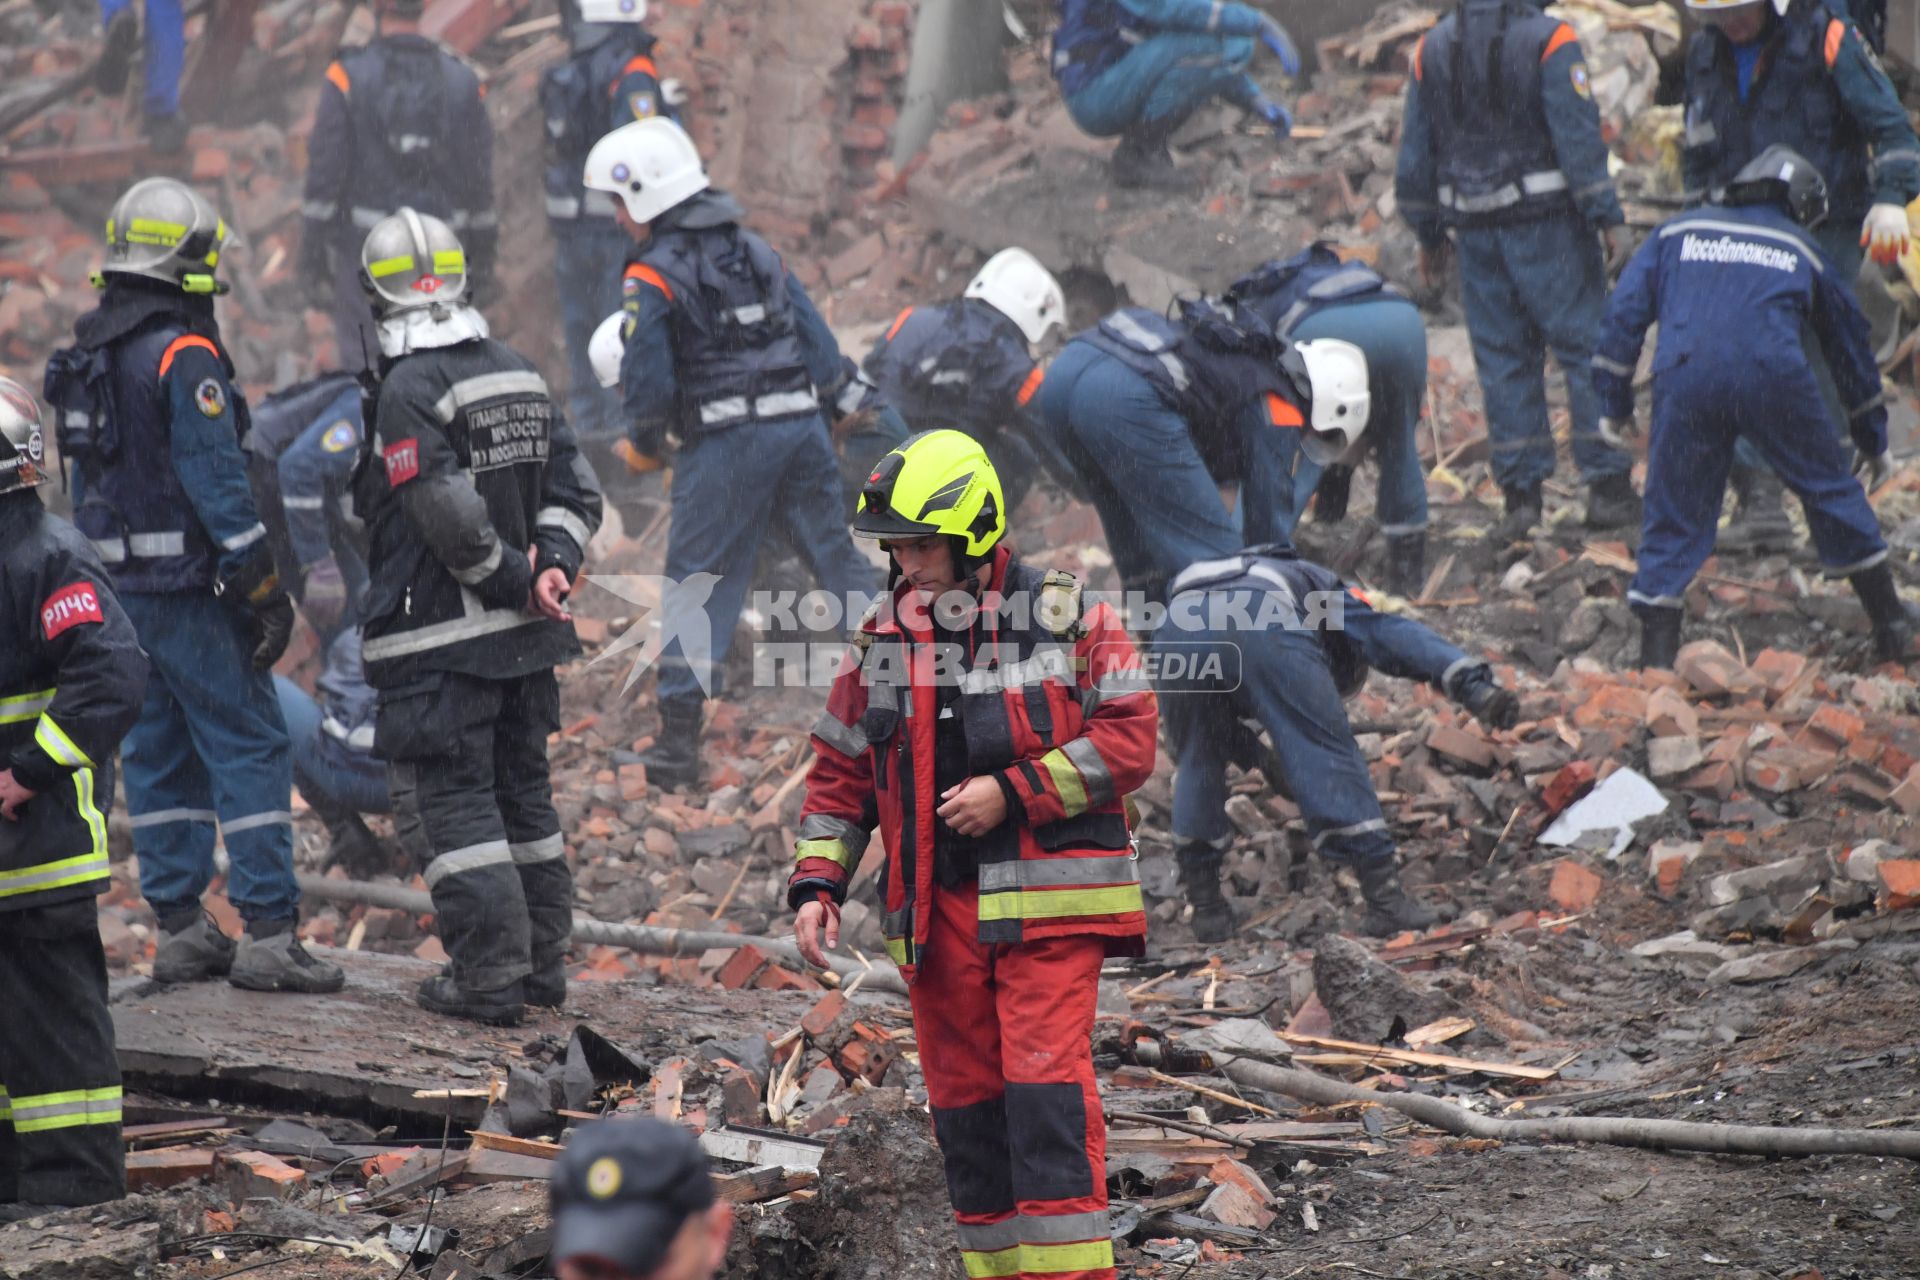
[296, 872, 906, 995]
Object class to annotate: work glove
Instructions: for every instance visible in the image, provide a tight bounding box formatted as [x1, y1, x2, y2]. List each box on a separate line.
[1601, 223, 1636, 276]
[660, 77, 688, 108]
[1259, 15, 1302, 76]
[1861, 202, 1911, 266]
[613, 438, 665, 474]
[1598, 414, 1641, 450]
[301, 556, 349, 633]
[1417, 238, 1453, 294]
[1461, 679, 1520, 731]
[218, 545, 297, 671]
[1247, 93, 1293, 140]
[1854, 447, 1895, 491]
[296, 234, 333, 311]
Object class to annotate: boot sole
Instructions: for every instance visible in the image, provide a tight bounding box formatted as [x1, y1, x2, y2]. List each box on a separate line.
[417, 994, 525, 1026]
[228, 969, 346, 995]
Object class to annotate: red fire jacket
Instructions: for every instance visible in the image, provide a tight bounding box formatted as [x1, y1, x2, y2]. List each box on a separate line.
[788, 546, 1158, 982]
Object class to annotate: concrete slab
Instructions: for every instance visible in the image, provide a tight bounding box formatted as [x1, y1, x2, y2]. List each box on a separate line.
[110, 948, 832, 1130]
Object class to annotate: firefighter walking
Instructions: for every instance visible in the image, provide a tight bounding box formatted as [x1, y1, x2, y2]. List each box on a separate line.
[790, 430, 1156, 1280]
[0, 378, 148, 1220]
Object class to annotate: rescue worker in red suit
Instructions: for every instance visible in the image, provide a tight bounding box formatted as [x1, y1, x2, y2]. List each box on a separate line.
[790, 429, 1157, 1280]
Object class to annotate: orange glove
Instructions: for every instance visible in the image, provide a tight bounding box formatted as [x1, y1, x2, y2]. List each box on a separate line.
[612, 439, 664, 474]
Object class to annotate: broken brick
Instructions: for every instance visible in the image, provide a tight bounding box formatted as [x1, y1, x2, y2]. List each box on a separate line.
[218, 1149, 306, 1202]
[1539, 760, 1596, 815]
[1745, 746, 1836, 794]
[1647, 839, 1704, 895]
[715, 944, 771, 990]
[1547, 859, 1603, 914]
[1648, 735, 1704, 779]
[1645, 687, 1700, 739]
[755, 964, 824, 992]
[618, 763, 649, 803]
[1797, 704, 1865, 750]
[1886, 764, 1920, 815]
[721, 1069, 763, 1126]
[1426, 723, 1495, 774]
[1675, 641, 1760, 699]
[1748, 648, 1809, 699]
[1878, 860, 1920, 899]
[800, 991, 849, 1040]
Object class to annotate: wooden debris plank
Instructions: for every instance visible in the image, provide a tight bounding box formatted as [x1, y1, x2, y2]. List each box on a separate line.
[468, 1131, 563, 1159]
[713, 1165, 820, 1204]
[698, 1125, 827, 1170]
[123, 1119, 235, 1146]
[459, 1148, 555, 1184]
[1275, 1032, 1559, 1081]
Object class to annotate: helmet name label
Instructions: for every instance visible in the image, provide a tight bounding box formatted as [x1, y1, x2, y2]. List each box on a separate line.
[41, 582, 105, 641]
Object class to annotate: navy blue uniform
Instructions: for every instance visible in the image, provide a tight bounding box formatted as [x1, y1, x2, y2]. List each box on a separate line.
[44, 281, 302, 927]
[1396, 0, 1629, 492]
[301, 36, 496, 371]
[1158, 547, 1493, 870]
[618, 191, 878, 709]
[862, 297, 1052, 512]
[1036, 304, 1304, 599]
[1683, 1, 1920, 282]
[542, 28, 676, 440]
[1593, 202, 1887, 608]
[245, 374, 367, 640]
[0, 493, 146, 1209]
[1230, 246, 1430, 540]
[1052, 0, 1267, 138]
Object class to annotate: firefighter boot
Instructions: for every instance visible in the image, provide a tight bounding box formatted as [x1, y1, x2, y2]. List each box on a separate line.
[230, 918, 347, 993]
[1111, 122, 1185, 191]
[1491, 484, 1543, 546]
[153, 909, 236, 983]
[1717, 465, 1795, 553]
[1384, 532, 1427, 599]
[418, 971, 526, 1026]
[519, 854, 575, 1009]
[1176, 840, 1237, 944]
[1584, 472, 1642, 530]
[1355, 858, 1438, 937]
[1634, 603, 1683, 670]
[638, 698, 704, 792]
[1850, 563, 1917, 664]
[95, 7, 139, 94]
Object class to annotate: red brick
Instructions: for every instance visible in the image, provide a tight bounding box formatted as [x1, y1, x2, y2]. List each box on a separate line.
[218, 1149, 306, 1201]
[1571, 684, 1648, 729]
[1748, 648, 1809, 699]
[1547, 859, 1603, 914]
[1426, 723, 1495, 773]
[361, 1149, 419, 1180]
[1675, 641, 1760, 699]
[755, 964, 824, 992]
[715, 944, 771, 990]
[1540, 760, 1596, 815]
[1645, 687, 1699, 739]
[801, 991, 849, 1040]
[618, 763, 649, 803]
[1796, 704, 1866, 750]
[1887, 764, 1920, 815]
[1879, 859, 1920, 898]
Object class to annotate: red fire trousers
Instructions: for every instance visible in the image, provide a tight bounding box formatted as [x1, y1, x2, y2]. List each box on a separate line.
[907, 881, 1114, 1280]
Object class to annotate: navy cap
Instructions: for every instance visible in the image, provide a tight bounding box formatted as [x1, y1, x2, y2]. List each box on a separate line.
[550, 1118, 716, 1276]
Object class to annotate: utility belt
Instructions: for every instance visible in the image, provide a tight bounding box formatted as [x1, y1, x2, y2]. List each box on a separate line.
[1436, 169, 1572, 226]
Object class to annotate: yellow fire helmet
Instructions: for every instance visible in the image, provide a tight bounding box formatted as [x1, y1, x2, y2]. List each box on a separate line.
[854, 428, 1006, 559]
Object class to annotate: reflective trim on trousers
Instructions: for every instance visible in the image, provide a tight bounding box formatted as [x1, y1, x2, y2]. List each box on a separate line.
[1822, 548, 1889, 578]
[1311, 817, 1387, 850]
[977, 855, 1138, 893]
[9, 1086, 122, 1135]
[0, 851, 111, 900]
[363, 607, 546, 662]
[510, 833, 565, 864]
[423, 839, 514, 887]
[129, 807, 218, 829]
[223, 810, 293, 836]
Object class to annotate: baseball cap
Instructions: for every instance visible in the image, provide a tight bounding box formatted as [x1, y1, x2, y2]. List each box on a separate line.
[550, 1118, 717, 1276]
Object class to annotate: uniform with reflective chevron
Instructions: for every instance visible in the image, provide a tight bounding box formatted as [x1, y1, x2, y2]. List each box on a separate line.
[353, 210, 604, 1027]
[1395, 0, 1638, 543]
[43, 178, 341, 997]
[0, 378, 146, 1221]
[791, 431, 1158, 1280]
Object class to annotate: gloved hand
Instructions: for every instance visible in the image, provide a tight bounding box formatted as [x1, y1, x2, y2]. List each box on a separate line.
[296, 235, 333, 311]
[219, 545, 297, 671]
[660, 77, 689, 108]
[1861, 203, 1911, 266]
[1854, 447, 1894, 490]
[1418, 238, 1453, 293]
[1463, 680, 1520, 731]
[1247, 93, 1293, 139]
[1601, 223, 1636, 275]
[1259, 15, 1302, 76]
[301, 556, 349, 633]
[1598, 414, 1641, 449]
[613, 438, 665, 474]
[1312, 463, 1354, 523]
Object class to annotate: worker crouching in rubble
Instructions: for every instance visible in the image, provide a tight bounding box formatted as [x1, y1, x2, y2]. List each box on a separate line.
[1048, 0, 1301, 189]
[1157, 544, 1518, 942]
[790, 431, 1156, 1280]
[0, 379, 147, 1221]
[1592, 146, 1915, 669]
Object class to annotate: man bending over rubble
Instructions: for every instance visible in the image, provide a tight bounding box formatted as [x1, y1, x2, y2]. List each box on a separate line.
[791, 430, 1156, 1280]
[1156, 544, 1518, 942]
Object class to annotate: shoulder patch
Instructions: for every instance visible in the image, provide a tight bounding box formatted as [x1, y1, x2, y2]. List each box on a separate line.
[41, 581, 105, 641]
[321, 419, 359, 453]
[1569, 60, 1591, 99]
[194, 377, 227, 419]
[1036, 569, 1086, 640]
[628, 91, 656, 120]
[383, 436, 421, 486]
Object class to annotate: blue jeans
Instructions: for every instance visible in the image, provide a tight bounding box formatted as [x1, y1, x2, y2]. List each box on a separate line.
[552, 219, 630, 440]
[119, 593, 298, 923]
[1036, 344, 1243, 599]
[1162, 621, 1395, 868]
[1632, 362, 1886, 605]
[273, 677, 390, 817]
[1064, 31, 1259, 135]
[1456, 214, 1628, 490]
[1246, 298, 1431, 538]
[655, 415, 880, 706]
[101, 0, 183, 118]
